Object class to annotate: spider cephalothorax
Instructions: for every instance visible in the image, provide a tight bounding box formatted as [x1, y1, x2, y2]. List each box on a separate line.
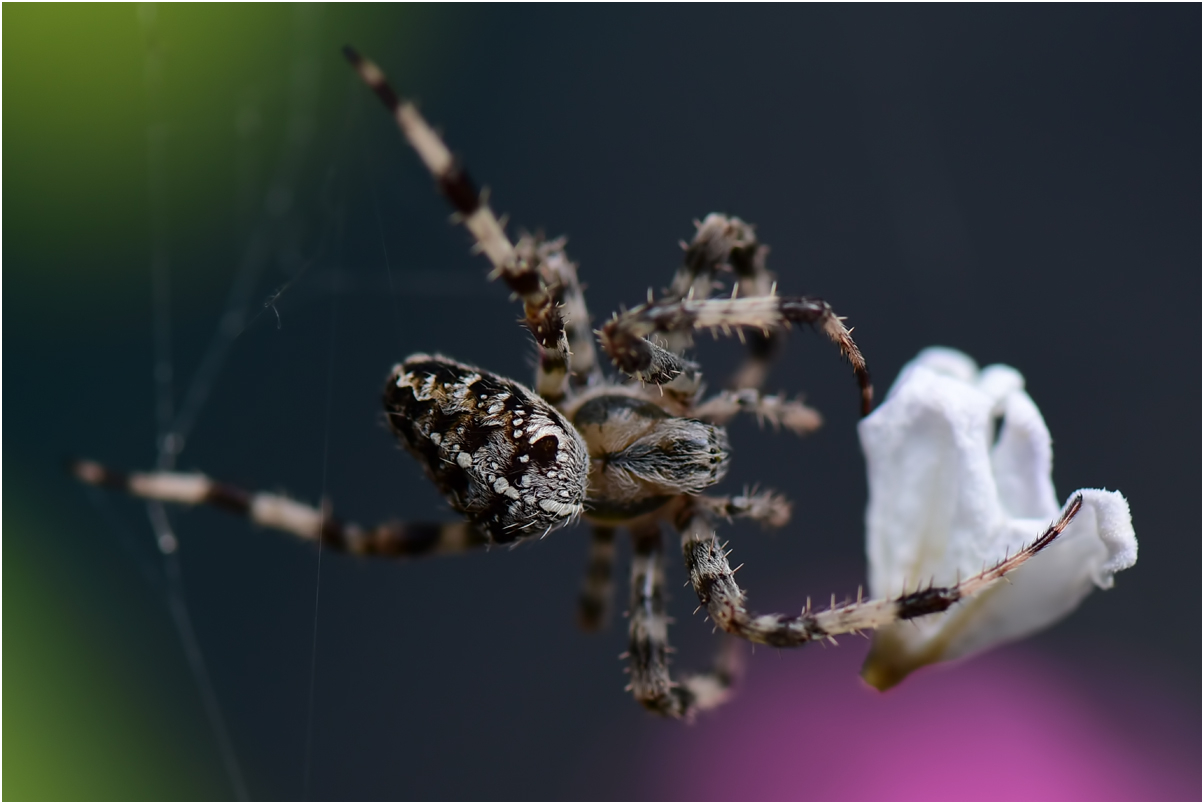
[73, 46, 1082, 721]
[569, 391, 731, 521]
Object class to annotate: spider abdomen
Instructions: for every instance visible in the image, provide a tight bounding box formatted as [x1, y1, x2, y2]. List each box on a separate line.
[384, 354, 589, 542]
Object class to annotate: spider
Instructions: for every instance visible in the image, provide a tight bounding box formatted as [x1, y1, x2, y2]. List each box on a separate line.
[73, 47, 1081, 720]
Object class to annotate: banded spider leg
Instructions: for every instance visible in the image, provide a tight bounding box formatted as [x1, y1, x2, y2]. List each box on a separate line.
[626, 520, 742, 719]
[677, 495, 1084, 647]
[666, 213, 780, 391]
[674, 215, 824, 434]
[71, 459, 491, 558]
[344, 46, 602, 404]
[601, 284, 874, 416]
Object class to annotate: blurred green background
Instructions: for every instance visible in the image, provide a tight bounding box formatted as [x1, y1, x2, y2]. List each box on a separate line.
[6, 4, 1199, 800]
[6, 5, 439, 797]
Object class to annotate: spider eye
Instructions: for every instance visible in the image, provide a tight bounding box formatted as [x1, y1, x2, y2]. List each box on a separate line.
[530, 434, 559, 465]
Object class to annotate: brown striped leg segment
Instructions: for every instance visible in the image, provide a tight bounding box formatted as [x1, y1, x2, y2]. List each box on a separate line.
[519, 234, 600, 403]
[660, 214, 758, 354]
[692, 387, 823, 436]
[602, 214, 769, 391]
[342, 47, 574, 400]
[71, 460, 490, 558]
[601, 291, 873, 415]
[668, 214, 781, 390]
[626, 524, 740, 719]
[537, 236, 602, 393]
[694, 489, 793, 530]
[576, 525, 616, 631]
[679, 496, 1084, 648]
[720, 218, 780, 393]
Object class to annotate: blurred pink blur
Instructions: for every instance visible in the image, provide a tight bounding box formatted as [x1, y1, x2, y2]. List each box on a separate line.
[635, 644, 1199, 801]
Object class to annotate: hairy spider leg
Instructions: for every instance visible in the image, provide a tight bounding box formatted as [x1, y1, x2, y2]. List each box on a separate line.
[677, 494, 1083, 648]
[654, 215, 823, 433]
[343, 46, 582, 404]
[696, 216, 819, 430]
[627, 522, 742, 719]
[577, 486, 797, 637]
[71, 460, 491, 558]
[667, 214, 780, 390]
[576, 525, 617, 631]
[694, 489, 794, 530]
[601, 292, 873, 416]
[517, 234, 603, 402]
[717, 218, 781, 392]
[578, 489, 791, 633]
[691, 386, 823, 436]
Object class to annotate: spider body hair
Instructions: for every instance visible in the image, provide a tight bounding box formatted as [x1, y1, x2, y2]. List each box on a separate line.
[569, 392, 731, 522]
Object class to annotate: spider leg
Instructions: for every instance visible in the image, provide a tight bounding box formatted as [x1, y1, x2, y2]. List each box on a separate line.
[526, 235, 603, 401]
[660, 217, 823, 430]
[667, 214, 781, 391]
[627, 522, 741, 719]
[72, 460, 490, 558]
[694, 488, 793, 530]
[601, 291, 873, 415]
[576, 525, 616, 631]
[344, 47, 579, 403]
[677, 495, 1084, 647]
[692, 387, 822, 436]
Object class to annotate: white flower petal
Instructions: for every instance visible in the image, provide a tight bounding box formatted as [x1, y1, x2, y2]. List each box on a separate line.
[857, 348, 1137, 690]
[990, 387, 1059, 519]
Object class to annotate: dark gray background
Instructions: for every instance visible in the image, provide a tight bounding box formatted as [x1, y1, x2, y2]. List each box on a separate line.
[8, 5, 1199, 799]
